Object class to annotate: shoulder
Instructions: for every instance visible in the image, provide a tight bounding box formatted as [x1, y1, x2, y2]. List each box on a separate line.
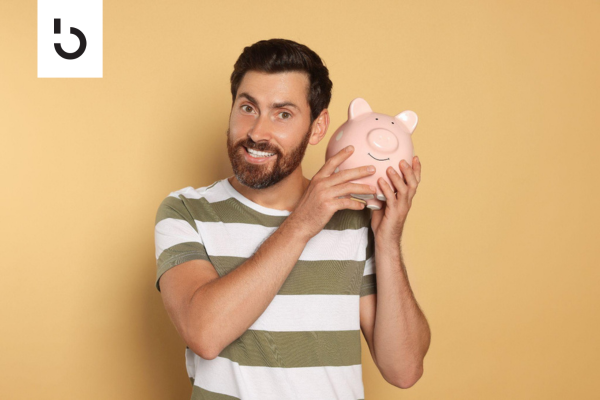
[155, 180, 222, 224]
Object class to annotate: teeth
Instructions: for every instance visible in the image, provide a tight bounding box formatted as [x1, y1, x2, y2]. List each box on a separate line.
[247, 148, 275, 157]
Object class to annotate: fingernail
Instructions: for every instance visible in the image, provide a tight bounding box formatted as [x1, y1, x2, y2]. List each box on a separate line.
[415, 156, 419, 163]
[370, 185, 377, 192]
[346, 145, 354, 152]
[367, 165, 375, 172]
[389, 167, 396, 174]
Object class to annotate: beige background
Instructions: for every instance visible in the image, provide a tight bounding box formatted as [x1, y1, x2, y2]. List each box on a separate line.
[1, 0, 598, 398]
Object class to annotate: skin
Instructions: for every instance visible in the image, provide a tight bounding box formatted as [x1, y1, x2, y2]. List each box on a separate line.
[226, 70, 329, 212]
[372, 158, 421, 239]
[224, 69, 430, 388]
[367, 155, 430, 388]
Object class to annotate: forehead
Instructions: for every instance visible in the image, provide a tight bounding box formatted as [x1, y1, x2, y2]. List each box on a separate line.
[236, 70, 310, 107]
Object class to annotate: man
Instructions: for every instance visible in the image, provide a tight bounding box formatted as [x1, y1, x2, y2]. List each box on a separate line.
[154, 38, 430, 399]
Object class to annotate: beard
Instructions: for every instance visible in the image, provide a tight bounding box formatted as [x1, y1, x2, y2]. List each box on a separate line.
[226, 126, 312, 190]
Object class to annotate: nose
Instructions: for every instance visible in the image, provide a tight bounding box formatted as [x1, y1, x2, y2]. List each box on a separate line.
[367, 129, 399, 153]
[248, 114, 273, 143]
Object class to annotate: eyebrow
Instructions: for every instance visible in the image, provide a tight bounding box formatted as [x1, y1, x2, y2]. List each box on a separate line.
[237, 92, 300, 111]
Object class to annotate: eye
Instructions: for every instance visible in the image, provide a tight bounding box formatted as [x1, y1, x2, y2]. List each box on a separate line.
[279, 111, 292, 119]
[391, 121, 394, 124]
[241, 105, 254, 113]
[375, 118, 378, 120]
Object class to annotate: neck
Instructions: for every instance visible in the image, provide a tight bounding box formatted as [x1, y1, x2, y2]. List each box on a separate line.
[228, 168, 310, 213]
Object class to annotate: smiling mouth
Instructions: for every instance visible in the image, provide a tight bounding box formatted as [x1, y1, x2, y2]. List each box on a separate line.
[243, 146, 276, 156]
[368, 153, 389, 161]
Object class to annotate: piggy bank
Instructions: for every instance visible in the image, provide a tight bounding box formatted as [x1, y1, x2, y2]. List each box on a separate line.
[325, 98, 418, 210]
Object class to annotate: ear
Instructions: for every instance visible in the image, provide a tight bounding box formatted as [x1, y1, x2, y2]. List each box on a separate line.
[395, 110, 418, 134]
[309, 109, 330, 145]
[349, 98, 373, 120]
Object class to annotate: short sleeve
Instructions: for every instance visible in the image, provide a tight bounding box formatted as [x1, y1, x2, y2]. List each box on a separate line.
[154, 195, 210, 292]
[360, 223, 377, 297]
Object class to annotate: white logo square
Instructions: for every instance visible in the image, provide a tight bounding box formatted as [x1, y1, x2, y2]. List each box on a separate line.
[38, 0, 103, 78]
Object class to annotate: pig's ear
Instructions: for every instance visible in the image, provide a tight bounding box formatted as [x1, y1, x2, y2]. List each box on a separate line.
[395, 110, 418, 134]
[349, 98, 373, 120]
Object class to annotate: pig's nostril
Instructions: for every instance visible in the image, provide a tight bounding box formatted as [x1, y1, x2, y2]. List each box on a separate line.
[367, 128, 399, 153]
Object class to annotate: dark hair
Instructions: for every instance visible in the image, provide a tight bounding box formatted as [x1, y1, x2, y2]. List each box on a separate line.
[230, 38, 333, 125]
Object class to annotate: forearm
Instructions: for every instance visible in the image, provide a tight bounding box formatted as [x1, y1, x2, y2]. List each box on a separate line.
[373, 237, 430, 385]
[188, 216, 311, 358]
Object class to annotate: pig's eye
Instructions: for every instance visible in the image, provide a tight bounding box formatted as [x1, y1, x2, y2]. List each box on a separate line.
[375, 118, 378, 120]
[391, 122, 395, 124]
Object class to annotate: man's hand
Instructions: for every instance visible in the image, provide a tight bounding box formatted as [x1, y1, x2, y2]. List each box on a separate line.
[289, 145, 377, 240]
[371, 156, 421, 240]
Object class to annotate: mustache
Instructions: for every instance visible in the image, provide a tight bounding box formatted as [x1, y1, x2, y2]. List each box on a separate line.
[227, 128, 278, 153]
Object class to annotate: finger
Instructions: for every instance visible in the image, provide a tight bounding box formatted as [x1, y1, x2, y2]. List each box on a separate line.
[327, 164, 376, 188]
[413, 155, 421, 183]
[399, 160, 417, 191]
[377, 176, 396, 204]
[387, 166, 407, 196]
[331, 182, 376, 199]
[351, 198, 367, 209]
[337, 197, 366, 211]
[404, 158, 419, 203]
[352, 197, 367, 206]
[319, 145, 356, 178]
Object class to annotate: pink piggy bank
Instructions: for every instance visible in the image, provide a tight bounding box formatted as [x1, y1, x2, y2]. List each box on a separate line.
[325, 98, 418, 210]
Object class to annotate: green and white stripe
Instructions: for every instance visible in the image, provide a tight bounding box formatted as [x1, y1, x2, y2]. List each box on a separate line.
[155, 178, 377, 400]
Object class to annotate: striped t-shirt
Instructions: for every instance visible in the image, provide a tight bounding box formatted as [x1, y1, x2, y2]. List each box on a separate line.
[154, 177, 377, 400]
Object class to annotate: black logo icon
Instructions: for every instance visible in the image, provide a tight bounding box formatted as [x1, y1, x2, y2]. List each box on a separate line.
[54, 18, 87, 60]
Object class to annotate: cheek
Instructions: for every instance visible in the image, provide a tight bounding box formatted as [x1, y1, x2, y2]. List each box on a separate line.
[230, 109, 254, 127]
[272, 135, 296, 153]
[272, 126, 299, 143]
[229, 115, 244, 132]
[274, 134, 292, 146]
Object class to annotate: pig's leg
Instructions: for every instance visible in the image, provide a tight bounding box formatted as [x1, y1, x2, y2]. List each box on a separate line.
[350, 193, 384, 210]
[365, 197, 383, 210]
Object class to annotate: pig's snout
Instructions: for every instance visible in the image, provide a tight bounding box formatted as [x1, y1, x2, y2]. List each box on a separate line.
[367, 129, 398, 153]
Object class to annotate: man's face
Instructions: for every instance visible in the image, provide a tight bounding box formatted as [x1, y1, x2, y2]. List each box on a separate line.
[226, 70, 313, 189]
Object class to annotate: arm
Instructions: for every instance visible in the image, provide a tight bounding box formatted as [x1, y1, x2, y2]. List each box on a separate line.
[187, 215, 311, 359]
[163, 147, 377, 360]
[185, 148, 377, 359]
[371, 237, 430, 388]
[363, 155, 429, 388]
